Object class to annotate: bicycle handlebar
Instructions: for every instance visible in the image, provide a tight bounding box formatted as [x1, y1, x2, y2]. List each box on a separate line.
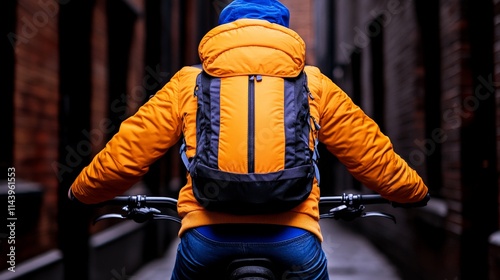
[319, 193, 391, 205]
[91, 192, 431, 225]
[105, 195, 178, 207]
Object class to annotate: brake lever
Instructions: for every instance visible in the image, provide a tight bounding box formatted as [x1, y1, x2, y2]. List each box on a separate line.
[320, 205, 397, 223]
[93, 205, 160, 224]
[93, 213, 127, 224]
[152, 215, 182, 223]
[320, 205, 363, 221]
[362, 212, 396, 223]
[93, 205, 182, 224]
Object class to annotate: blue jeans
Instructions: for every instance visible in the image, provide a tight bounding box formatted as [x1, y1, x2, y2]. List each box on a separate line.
[170, 225, 329, 279]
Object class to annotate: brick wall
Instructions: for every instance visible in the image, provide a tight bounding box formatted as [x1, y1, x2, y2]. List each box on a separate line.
[6, 0, 149, 265]
[90, 0, 109, 156]
[11, 0, 61, 262]
[330, 0, 469, 278]
[282, 0, 315, 64]
[381, 0, 424, 161]
[495, 0, 500, 228]
[440, 0, 466, 235]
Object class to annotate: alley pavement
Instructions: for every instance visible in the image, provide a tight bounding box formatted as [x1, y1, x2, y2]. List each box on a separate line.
[132, 220, 402, 280]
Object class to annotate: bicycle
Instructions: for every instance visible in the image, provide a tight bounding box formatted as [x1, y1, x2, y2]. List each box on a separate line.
[93, 192, 428, 279]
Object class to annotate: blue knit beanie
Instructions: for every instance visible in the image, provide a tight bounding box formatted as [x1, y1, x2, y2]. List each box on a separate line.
[218, 0, 290, 27]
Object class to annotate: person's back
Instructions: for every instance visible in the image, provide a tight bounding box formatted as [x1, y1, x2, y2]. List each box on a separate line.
[68, 1, 429, 279]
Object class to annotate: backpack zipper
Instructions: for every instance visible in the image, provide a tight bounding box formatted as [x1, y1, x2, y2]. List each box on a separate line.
[248, 75, 262, 173]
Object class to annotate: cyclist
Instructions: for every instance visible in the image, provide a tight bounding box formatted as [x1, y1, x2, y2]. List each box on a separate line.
[68, 0, 430, 279]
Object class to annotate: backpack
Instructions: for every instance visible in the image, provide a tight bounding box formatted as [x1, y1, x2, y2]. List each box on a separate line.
[180, 65, 320, 215]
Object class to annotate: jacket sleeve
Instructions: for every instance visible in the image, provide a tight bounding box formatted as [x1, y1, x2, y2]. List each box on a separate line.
[70, 71, 183, 204]
[315, 72, 428, 203]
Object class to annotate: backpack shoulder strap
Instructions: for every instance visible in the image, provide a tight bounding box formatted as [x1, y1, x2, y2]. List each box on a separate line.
[180, 64, 204, 169]
[179, 64, 215, 170]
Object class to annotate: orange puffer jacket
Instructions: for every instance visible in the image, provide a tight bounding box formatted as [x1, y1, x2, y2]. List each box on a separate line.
[70, 19, 428, 241]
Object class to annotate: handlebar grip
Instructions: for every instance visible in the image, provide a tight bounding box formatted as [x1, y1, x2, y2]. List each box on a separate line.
[358, 194, 390, 204]
[108, 196, 134, 202]
[391, 193, 430, 208]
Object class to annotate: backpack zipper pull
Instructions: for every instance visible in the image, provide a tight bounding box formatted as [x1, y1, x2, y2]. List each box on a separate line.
[311, 116, 321, 131]
[193, 84, 199, 97]
[303, 78, 313, 100]
[250, 75, 263, 82]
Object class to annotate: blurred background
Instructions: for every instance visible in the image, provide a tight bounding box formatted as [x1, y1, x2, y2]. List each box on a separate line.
[0, 0, 498, 279]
